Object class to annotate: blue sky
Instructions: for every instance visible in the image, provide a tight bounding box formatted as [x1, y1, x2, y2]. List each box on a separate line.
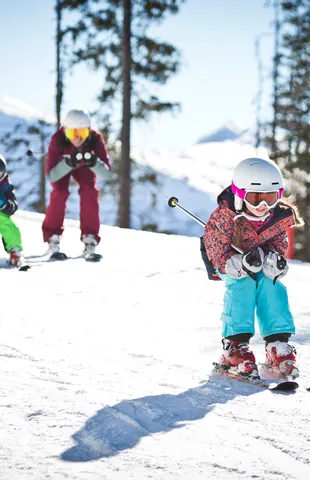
[0, 0, 275, 150]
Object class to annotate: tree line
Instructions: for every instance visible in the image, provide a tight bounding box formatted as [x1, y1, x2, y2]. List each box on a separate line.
[266, 0, 310, 260]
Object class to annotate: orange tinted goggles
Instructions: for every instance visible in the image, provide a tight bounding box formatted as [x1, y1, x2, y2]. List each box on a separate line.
[65, 128, 90, 141]
[245, 191, 279, 207]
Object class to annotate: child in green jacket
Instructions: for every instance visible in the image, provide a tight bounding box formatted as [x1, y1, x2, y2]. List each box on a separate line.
[0, 154, 23, 267]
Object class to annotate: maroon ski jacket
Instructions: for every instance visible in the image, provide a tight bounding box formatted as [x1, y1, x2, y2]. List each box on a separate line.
[45, 127, 111, 175]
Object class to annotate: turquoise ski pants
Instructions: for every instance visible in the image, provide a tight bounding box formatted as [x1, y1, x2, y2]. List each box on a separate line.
[218, 271, 295, 338]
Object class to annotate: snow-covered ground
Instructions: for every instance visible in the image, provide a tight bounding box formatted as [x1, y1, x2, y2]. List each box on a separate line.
[1, 211, 310, 480]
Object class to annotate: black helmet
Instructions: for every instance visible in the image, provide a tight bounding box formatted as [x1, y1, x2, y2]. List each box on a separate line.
[0, 155, 7, 180]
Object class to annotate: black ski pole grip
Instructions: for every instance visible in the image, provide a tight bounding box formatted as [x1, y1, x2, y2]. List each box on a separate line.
[247, 248, 262, 268]
[276, 256, 286, 271]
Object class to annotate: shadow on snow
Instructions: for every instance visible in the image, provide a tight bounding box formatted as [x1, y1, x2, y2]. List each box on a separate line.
[60, 374, 260, 462]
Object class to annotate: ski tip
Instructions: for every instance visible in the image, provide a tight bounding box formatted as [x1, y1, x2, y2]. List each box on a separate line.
[85, 253, 102, 262]
[269, 381, 299, 391]
[50, 252, 68, 261]
[19, 265, 31, 271]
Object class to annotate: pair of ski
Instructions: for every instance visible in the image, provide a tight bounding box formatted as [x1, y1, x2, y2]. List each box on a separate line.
[50, 251, 102, 262]
[7, 251, 102, 271]
[213, 362, 300, 392]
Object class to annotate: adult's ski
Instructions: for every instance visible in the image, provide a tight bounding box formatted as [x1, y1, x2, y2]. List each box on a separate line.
[49, 251, 102, 262]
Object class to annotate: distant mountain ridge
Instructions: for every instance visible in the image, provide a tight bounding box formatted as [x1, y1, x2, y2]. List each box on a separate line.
[196, 122, 256, 145]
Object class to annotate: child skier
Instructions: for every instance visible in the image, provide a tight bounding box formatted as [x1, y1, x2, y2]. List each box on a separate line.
[203, 157, 303, 380]
[0, 154, 24, 267]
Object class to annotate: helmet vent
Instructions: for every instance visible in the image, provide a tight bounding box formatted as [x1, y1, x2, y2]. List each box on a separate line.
[251, 183, 261, 185]
[272, 182, 279, 185]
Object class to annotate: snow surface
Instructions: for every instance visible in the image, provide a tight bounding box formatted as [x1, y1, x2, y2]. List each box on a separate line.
[1, 211, 310, 480]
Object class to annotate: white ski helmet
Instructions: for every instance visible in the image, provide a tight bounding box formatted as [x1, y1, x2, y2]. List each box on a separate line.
[63, 109, 91, 129]
[232, 157, 284, 210]
[0, 155, 7, 180]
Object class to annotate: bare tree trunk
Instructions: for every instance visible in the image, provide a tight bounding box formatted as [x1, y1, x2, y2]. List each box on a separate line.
[38, 131, 46, 213]
[255, 36, 263, 151]
[271, 0, 280, 154]
[118, 0, 132, 228]
[255, 33, 271, 152]
[55, 0, 63, 129]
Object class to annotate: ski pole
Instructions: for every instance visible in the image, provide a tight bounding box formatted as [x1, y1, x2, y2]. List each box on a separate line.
[166, 196, 261, 281]
[167, 196, 222, 280]
[26, 149, 46, 157]
[166, 196, 206, 227]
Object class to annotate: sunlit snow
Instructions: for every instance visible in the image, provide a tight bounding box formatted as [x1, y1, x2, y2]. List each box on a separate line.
[1, 211, 310, 480]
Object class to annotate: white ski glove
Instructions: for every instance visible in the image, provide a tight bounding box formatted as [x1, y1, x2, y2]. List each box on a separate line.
[263, 251, 288, 282]
[225, 247, 264, 279]
[225, 254, 248, 279]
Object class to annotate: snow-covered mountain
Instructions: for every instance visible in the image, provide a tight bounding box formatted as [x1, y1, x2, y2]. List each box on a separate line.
[0, 95, 55, 124]
[196, 121, 257, 145]
[0, 99, 268, 237]
[1, 210, 310, 479]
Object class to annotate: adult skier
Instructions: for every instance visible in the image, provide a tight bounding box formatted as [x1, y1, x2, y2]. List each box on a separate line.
[0, 155, 24, 267]
[42, 109, 111, 257]
[203, 157, 303, 380]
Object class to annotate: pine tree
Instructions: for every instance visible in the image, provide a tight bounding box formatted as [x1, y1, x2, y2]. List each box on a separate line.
[269, 0, 310, 259]
[59, 0, 184, 228]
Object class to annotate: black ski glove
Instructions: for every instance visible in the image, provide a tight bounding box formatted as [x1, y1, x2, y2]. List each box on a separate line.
[63, 152, 83, 168]
[83, 152, 97, 168]
[241, 247, 264, 280]
[0, 199, 18, 216]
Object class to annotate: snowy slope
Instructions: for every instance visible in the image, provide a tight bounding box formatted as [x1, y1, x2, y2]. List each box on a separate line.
[1, 211, 310, 480]
[0, 101, 269, 236]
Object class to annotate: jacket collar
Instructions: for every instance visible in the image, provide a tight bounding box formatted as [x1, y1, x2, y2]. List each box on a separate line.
[217, 185, 235, 210]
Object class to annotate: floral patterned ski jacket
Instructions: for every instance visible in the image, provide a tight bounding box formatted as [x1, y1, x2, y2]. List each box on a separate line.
[202, 186, 300, 280]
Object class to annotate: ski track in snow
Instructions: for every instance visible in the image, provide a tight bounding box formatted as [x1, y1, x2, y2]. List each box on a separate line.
[0, 211, 310, 480]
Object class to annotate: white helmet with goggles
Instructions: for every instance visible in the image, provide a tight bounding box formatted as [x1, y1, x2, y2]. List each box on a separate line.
[231, 157, 284, 211]
[63, 109, 91, 129]
[63, 109, 91, 143]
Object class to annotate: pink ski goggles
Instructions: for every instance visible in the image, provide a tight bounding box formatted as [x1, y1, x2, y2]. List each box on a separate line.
[232, 182, 284, 208]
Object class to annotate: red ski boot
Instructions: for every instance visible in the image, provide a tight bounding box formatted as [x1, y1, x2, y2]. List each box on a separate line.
[221, 341, 259, 378]
[265, 341, 299, 378]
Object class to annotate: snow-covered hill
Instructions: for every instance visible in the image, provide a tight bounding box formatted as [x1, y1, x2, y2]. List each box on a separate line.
[0, 99, 268, 236]
[1, 210, 310, 480]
